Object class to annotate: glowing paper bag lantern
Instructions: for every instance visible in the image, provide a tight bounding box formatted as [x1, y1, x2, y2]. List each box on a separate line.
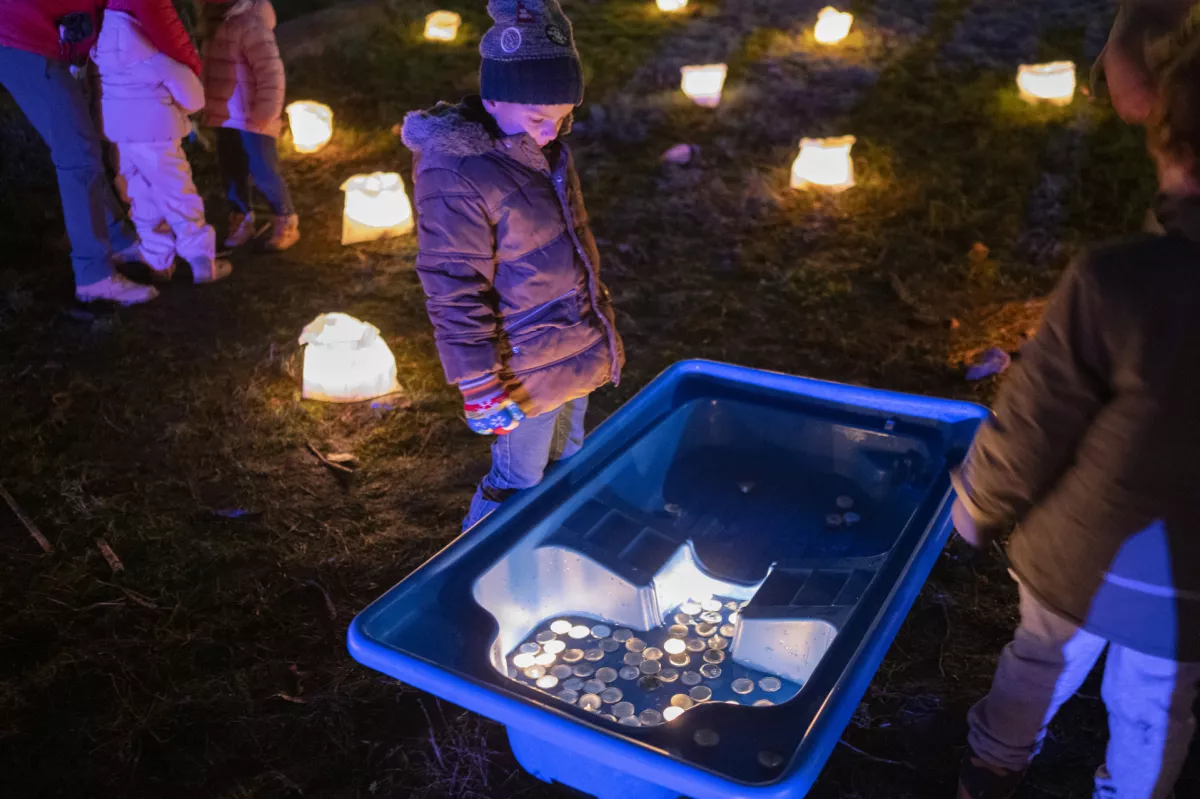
[1016, 61, 1076, 106]
[285, 101, 334, 154]
[680, 64, 727, 108]
[298, 313, 401, 403]
[340, 172, 414, 245]
[814, 7, 853, 44]
[790, 136, 856, 192]
[424, 10, 462, 41]
[656, 0, 688, 11]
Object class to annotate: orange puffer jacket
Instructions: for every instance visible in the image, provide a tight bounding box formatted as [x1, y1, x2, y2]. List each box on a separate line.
[201, 0, 284, 138]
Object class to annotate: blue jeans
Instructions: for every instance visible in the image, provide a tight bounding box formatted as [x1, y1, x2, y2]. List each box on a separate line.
[968, 585, 1200, 799]
[0, 46, 135, 286]
[462, 397, 587, 531]
[216, 128, 294, 216]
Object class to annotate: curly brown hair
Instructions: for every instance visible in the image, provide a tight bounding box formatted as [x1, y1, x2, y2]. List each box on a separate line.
[1147, 14, 1200, 168]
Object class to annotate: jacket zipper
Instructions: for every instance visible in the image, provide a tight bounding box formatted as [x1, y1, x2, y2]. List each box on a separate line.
[551, 161, 621, 385]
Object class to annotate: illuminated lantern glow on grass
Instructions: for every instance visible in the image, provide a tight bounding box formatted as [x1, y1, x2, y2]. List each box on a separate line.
[285, 101, 334, 154]
[656, 0, 688, 11]
[680, 64, 727, 108]
[790, 136, 856, 192]
[340, 172, 414, 245]
[1016, 61, 1076, 106]
[424, 10, 462, 41]
[298, 313, 401, 403]
[814, 7, 853, 44]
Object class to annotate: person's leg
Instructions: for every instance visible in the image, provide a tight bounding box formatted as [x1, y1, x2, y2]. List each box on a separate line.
[966, 586, 1108, 771]
[118, 143, 176, 273]
[0, 46, 118, 287]
[151, 140, 217, 266]
[240, 131, 294, 215]
[1096, 647, 1200, 799]
[549, 396, 588, 463]
[463, 407, 562, 531]
[216, 128, 252, 215]
[241, 130, 299, 250]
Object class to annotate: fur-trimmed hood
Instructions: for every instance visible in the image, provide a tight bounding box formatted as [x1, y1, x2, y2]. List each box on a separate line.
[401, 96, 573, 163]
[401, 98, 498, 159]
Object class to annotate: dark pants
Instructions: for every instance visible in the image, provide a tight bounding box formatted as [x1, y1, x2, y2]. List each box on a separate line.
[215, 128, 294, 216]
[0, 46, 135, 286]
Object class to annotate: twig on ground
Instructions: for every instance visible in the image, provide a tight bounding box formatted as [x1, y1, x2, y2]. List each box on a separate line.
[306, 442, 355, 474]
[418, 699, 447, 770]
[305, 579, 338, 620]
[274, 692, 308, 704]
[838, 739, 917, 770]
[0, 481, 53, 553]
[888, 272, 942, 326]
[95, 538, 124, 573]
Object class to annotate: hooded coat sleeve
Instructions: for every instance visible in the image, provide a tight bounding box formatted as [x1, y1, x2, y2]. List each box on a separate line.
[957, 256, 1114, 529]
[241, 14, 285, 125]
[412, 166, 503, 386]
[153, 51, 205, 113]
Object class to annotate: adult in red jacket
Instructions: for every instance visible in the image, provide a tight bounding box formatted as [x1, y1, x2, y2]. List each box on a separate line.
[0, 1, 157, 304]
[106, 0, 201, 75]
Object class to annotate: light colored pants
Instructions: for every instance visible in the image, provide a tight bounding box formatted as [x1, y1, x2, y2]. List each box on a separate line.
[969, 585, 1200, 799]
[115, 140, 215, 271]
[462, 397, 587, 532]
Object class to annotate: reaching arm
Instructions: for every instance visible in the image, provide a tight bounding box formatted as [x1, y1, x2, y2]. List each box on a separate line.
[957, 256, 1114, 530]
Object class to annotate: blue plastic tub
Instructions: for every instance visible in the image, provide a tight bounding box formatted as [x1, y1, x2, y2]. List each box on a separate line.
[348, 360, 988, 798]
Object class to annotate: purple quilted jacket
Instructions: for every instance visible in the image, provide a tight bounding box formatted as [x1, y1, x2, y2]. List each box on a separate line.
[401, 97, 623, 418]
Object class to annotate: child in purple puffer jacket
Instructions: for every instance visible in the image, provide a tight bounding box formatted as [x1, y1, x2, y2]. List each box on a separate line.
[401, 0, 624, 532]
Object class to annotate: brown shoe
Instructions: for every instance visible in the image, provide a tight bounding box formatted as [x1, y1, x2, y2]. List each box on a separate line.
[224, 212, 256, 248]
[263, 213, 299, 251]
[958, 748, 1025, 799]
[187, 257, 233, 284]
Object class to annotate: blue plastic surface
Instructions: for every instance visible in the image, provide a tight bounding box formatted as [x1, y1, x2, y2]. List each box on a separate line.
[348, 360, 988, 798]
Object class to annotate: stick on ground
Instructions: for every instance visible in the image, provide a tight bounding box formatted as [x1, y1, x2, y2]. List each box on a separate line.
[306, 442, 355, 475]
[0, 482, 52, 553]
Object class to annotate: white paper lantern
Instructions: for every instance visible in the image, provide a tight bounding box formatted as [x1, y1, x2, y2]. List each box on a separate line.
[340, 172, 414, 245]
[814, 7, 853, 44]
[1017, 61, 1076, 106]
[299, 313, 401, 403]
[790, 136, 856, 192]
[285, 101, 334, 154]
[424, 10, 462, 41]
[656, 0, 688, 11]
[680, 64, 727, 108]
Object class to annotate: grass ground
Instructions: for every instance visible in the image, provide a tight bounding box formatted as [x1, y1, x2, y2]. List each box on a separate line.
[0, 0, 1192, 797]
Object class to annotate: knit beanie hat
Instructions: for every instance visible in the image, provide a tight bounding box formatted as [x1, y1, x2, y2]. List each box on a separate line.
[479, 0, 584, 106]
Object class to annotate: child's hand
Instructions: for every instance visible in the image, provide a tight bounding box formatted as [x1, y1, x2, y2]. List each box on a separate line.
[461, 376, 526, 435]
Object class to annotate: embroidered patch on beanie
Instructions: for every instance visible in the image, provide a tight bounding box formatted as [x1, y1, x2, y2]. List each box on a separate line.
[479, 0, 585, 105]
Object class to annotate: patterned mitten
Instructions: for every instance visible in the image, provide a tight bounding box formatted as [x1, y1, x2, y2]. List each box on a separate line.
[460, 375, 525, 435]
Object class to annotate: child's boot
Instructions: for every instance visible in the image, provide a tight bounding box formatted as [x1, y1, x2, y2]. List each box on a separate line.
[225, 212, 256, 248]
[264, 214, 300, 251]
[957, 747, 1024, 799]
[112, 242, 148, 266]
[187, 256, 234, 284]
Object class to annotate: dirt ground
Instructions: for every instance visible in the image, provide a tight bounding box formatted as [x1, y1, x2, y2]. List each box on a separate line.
[1, 0, 1195, 797]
